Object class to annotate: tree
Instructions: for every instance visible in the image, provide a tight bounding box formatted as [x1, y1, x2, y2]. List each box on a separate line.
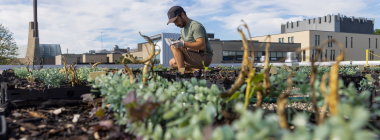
[375, 29, 380, 35]
[0, 24, 21, 65]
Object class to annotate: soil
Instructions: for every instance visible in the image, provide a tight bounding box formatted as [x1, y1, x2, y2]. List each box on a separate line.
[4, 99, 134, 140]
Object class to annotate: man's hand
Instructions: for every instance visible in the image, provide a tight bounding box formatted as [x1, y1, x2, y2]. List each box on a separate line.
[172, 40, 184, 48]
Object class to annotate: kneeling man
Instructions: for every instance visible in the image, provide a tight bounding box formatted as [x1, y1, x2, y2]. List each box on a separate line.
[166, 6, 213, 75]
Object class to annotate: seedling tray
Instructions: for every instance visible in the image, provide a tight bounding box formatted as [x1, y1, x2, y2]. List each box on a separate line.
[0, 115, 6, 140]
[1, 82, 94, 104]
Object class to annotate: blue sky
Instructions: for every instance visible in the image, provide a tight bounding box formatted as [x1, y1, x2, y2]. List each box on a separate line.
[0, 0, 380, 54]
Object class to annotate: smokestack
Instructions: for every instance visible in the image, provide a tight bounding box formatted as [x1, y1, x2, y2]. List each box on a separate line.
[33, 0, 38, 37]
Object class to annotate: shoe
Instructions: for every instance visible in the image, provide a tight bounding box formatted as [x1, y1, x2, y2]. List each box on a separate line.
[196, 69, 202, 77]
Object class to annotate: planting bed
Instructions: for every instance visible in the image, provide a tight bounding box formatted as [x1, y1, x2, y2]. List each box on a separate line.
[2, 99, 132, 140]
[4, 30, 380, 139]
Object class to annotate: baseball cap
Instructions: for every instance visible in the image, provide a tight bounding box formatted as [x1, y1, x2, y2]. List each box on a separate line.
[167, 6, 185, 25]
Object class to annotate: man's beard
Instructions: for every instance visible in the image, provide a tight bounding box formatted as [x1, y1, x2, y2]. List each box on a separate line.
[180, 20, 186, 28]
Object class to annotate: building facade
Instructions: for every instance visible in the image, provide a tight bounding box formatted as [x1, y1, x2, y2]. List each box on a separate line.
[252, 30, 380, 62]
[252, 14, 379, 62]
[210, 40, 301, 63]
[129, 33, 301, 64]
[282, 14, 374, 34]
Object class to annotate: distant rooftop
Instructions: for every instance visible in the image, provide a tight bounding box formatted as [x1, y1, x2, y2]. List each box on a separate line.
[280, 14, 374, 34]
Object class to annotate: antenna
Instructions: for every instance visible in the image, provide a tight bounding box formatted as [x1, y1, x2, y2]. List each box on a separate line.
[101, 32, 103, 50]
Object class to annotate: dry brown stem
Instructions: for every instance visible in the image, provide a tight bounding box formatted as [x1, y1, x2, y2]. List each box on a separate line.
[125, 32, 160, 64]
[220, 23, 250, 98]
[277, 71, 293, 129]
[122, 59, 134, 84]
[255, 35, 271, 109]
[309, 47, 323, 124]
[327, 39, 345, 115]
[91, 62, 102, 70]
[142, 61, 151, 83]
[319, 73, 329, 124]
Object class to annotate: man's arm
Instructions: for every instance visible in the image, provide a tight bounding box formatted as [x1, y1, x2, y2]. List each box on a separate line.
[184, 37, 206, 50]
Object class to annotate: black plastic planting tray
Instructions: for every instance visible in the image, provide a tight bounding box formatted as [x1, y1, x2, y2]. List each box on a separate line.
[0, 82, 95, 104]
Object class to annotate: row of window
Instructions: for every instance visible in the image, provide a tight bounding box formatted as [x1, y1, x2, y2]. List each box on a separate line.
[287, 16, 333, 29]
[344, 37, 353, 48]
[369, 50, 374, 60]
[315, 35, 379, 49]
[368, 38, 378, 49]
[279, 37, 294, 43]
[222, 51, 295, 61]
[305, 49, 338, 61]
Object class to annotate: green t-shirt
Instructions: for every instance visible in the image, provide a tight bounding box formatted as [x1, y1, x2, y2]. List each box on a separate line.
[181, 19, 213, 59]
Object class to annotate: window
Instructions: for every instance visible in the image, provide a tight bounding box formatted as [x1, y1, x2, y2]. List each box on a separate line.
[236, 51, 243, 60]
[313, 18, 315, 23]
[279, 38, 281, 43]
[320, 50, 323, 60]
[329, 15, 331, 22]
[291, 37, 294, 43]
[318, 35, 320, 46]
[324, 16, 326, 22]
[309, 19, 311, 24]
[325, 50, 327, 60]
[369, 50, 374, 60]
[297, 21, 299, 27]
[351, 37, 353, 48]
[319, 17, 321, 23]
[288, 37, 290, 43]
[311, 50, 314, 59]
[327, 36, 330, 47]
[229, 51, 236, 60]
[333, 50, 335, 61]
[270, 52, 276, 57]
[327, 36, 333, 47]
[223, 51, 229, 60]
[303, 50, 305, 61]
[291, 22, 293, 28]
[376, 38, 378, 49]
[315, 35, 318, 46]
[257, 52, 262, 57]
[287, 23, 289, 28]
[277, 52, 283, 57]
[369, 38, 371, 48]
[330, 50, 332, 61]
[282, 38, 284, 43]
[345, 37, 347, 48]
[270, 52, 277, 60]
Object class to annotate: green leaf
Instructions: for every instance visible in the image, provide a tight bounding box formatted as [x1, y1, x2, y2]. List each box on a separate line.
[226, 92, 240, 103]
[95, 108, 105, 118]
[365, 74, 374, 81]
[253, 73, 264, 85]
[191, 78, 198, 86]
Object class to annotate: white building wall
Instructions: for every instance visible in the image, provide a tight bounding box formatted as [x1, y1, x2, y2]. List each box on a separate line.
[161, 33, 181, 64]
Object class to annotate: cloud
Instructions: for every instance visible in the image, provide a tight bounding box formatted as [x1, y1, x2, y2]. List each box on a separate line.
[212, 0, 369, 36]
[0, 0, 377, 55]
[0, 0, 180, 53]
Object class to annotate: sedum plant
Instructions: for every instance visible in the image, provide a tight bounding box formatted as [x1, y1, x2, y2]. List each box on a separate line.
[13, 67, 30, 79]
[32, 67, 66, 88]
